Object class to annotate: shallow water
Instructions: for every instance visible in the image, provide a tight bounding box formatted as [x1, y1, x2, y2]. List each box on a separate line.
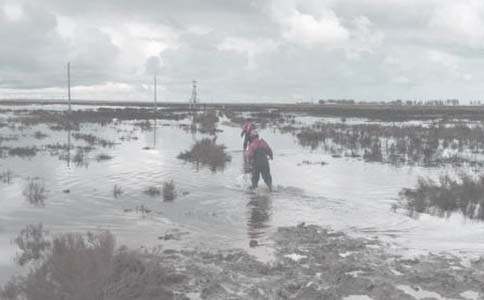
[1, 109, 484, 283]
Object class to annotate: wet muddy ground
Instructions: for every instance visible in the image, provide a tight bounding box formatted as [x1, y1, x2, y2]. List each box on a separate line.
[154, 224, 484, 299]
[1, 104, 484, 299]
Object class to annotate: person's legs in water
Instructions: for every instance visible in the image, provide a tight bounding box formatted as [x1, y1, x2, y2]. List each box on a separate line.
[254, 151, 272, 191]
[261, 163, 272, 191]
[251, 167, 260, 189]
[243, 134, 250, 150]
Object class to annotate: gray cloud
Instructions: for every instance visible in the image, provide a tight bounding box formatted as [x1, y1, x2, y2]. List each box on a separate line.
[1, 0, 484, 102]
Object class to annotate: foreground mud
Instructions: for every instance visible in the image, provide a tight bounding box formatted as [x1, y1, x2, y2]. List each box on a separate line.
[153, 224, 483, 299]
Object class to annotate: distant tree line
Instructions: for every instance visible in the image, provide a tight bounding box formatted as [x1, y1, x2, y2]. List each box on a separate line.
[317, 99, 464, 106]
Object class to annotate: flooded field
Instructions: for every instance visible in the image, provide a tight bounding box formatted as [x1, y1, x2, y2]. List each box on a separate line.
[1, 104, 484, 299]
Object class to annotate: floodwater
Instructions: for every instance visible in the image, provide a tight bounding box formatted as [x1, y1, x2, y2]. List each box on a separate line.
[1, 106, 484, 283]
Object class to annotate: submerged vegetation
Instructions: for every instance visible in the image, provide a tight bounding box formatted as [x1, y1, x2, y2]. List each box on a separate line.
[73, 148, 89, 167]
[192, 110, 219, 134]
[5, 146, 38, 158]
[162, 180, 177, 201]
[72, 133, 115, 148]
[295, 122, 484, 167]
[144, 185, 161, 197]
[113, 184, 124, 198]
[33, 131, 48, 140]
[399, 174, 484, 220]
[96, 153, 113, 162]
[0, 169, 13, 183]
[177, 138, 231, 171]
[22, 178, 47, 206]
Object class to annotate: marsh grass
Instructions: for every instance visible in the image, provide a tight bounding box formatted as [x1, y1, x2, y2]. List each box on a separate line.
[399, 174, 484, 220]
[1, 231, 179, 300]
[178, 138, 231, 171]
[14, 223, 50, 266]
[6, 147, 38, 158]
[22, 178, 47, 206]
[136, 204, 152, 215]
[113, 185, 123, 198]
[72, 133, 115, 148]
[144, 186, 161, 197]
[73, 148, 89, 167]
[0, 134, 19, 144]
[0, 169, 13, 183]
[133, 120, 152, 131]
[162, 180, 177, 201]
[96, 153, 113, 162]
[295, 123, 484, 167]
[33, 131, 48, 140]
[193, 111, 219, 134]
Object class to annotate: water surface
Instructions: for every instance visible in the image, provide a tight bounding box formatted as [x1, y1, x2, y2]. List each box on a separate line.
[1, 108, 484, 283]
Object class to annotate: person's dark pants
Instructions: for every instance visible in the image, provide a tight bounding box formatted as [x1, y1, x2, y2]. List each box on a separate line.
[251, 152, 272, 190]
[243, 134, 250, 150]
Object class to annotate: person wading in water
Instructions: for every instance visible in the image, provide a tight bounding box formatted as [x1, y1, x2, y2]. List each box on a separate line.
[241, 118, 256, 150]
[246, 131, 273, 191]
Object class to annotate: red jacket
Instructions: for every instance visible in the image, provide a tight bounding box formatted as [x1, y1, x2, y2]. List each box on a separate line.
[247, 138, 273, 160]
[241, 121, 255, 137]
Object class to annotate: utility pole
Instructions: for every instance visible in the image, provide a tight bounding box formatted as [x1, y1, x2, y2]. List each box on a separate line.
[154, 74, 158, 109]
[67, 62, 71, 113]
[189, 80, 198, 109]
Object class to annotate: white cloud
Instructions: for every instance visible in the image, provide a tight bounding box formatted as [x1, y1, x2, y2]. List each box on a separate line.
[186, 25, 213, 35]
[427, 49, 458, 69]
[392, 76, 410, 85]
[218, 37, 278, 69]
[429, 1, 484, 47]
[278, 8, 349, 47]
[427, 49, 473, 81]
[345, 16, 384, 59]
[2, 2, 24, 21]
[266, 0, 350, 47]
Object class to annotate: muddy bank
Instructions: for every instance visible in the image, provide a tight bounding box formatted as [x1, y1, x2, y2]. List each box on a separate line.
[6, 224, 484, 300]
[148, 223, 483, 299]
[2, 226, 484, 299]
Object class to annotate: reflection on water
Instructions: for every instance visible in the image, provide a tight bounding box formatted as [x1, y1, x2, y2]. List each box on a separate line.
[242, 155, 251, 174]
[66, 127, 71, 168]
[153, 119, 157, 148]
[246, 194, 272, 241]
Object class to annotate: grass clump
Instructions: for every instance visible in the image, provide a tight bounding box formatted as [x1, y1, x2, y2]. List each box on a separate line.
[193, 111, 219, 134]
[14, 223, 50, 266]
[0, 169, 13, 183]
[1, 230, 181, 300]
[73, 148, 89, 167]
[96, 153, 113, 162]
[144, 185, 161, 197]
[72, 133, 115, 148]
[162, 180, 177, 201]
[7, 147, 38, 158]
[177, 138, 231, 171]
[33, 131, 48, 139]
[296, 129, 325, 150]
[22, 178, 47, 206]
[399, 174, 484, 220]
[113, 184, 124, 198]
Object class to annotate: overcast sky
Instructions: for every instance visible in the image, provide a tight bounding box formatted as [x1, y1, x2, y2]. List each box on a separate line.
[1, 0, 484, 103]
